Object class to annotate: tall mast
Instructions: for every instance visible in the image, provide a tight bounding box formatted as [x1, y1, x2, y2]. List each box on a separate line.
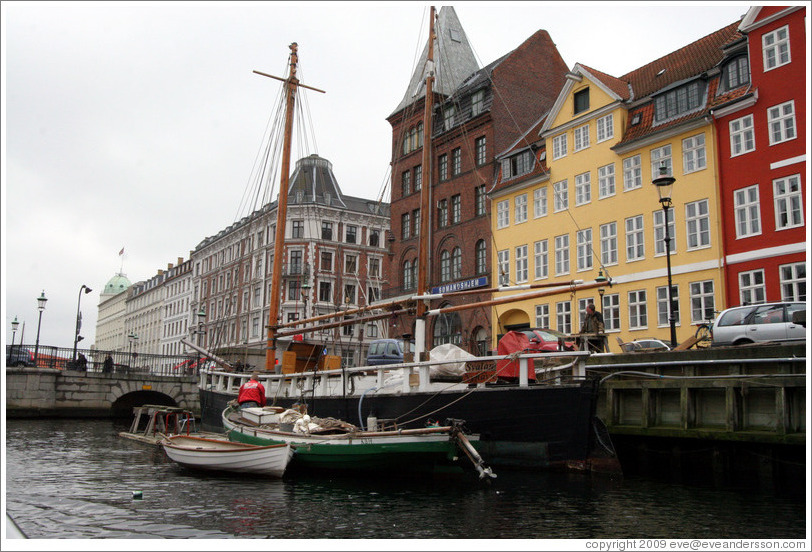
[414, 6, 436, 358]
[264, 42, 300, 371]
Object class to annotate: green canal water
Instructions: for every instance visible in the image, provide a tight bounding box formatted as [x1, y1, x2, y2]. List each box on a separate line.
[3, 418, 808, 542]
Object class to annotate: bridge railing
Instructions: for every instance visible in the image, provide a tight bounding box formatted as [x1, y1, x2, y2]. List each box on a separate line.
[6, 344, 200, 377]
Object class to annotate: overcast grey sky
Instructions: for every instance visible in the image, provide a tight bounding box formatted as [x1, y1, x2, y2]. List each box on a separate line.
[2, 1, 751, 351]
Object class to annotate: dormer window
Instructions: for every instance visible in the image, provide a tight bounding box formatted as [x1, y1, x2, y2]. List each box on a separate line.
[573, 88, 589, 115]
[443, 105, 455, 131]
[725, 56, 749, 90]
[471, 90, 485, 117]
[654, 80, 705, 122]
[501, 150, 534, 180]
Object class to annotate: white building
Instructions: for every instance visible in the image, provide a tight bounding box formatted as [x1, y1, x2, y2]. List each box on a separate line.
[159, 257, 194, 372]
[94, 273, 132, 353]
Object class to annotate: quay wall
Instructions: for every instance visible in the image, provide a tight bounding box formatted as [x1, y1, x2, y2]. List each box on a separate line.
[4, 368, 200, 418]
[586, 343, 806, 492]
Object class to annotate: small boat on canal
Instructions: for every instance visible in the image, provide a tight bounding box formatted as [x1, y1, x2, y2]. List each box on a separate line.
[222, 404, 495, 478]
[160, 435, 293, 477]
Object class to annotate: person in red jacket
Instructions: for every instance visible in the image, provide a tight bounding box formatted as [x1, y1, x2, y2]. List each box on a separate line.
[237, 372, 266, 409]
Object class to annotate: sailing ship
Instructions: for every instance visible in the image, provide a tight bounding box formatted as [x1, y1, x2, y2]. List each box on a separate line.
[198, 8, 619, 473]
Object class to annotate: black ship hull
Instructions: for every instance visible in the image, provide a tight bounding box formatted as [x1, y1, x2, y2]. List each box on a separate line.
[199, 378, 606, 469]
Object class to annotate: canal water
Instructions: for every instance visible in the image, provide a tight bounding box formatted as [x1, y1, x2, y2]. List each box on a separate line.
[3, 419, 808, 543]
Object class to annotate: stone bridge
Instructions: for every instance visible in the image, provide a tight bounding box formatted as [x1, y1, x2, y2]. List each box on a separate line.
[4, 367, 200, 418]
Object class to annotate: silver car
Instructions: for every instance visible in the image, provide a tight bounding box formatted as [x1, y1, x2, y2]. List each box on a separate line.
[711, 302, 806, 346]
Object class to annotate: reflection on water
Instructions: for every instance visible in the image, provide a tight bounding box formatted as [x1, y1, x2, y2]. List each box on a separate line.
[4, 419, 806, 539]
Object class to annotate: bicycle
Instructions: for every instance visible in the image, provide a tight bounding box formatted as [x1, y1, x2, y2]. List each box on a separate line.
[694, 311, 719, 348]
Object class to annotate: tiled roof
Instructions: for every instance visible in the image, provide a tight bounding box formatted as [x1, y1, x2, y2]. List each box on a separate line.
[579, 64, 631, 100]
[621, 21, 742, 99]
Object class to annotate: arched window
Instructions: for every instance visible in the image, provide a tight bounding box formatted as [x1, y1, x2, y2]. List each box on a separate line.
[473, 326, 489, 356]
[433, 311, 462, 346]
[451, 247, 462, 280]
[475, 240, 487, 275]
[416, 122, 424, 148]
[403, 260, 413, 290]
[440, 250, 451, 282]
[409, 127, 417, 151]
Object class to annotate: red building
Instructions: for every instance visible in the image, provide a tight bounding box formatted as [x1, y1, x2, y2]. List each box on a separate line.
[384, 7, 568, 354]
[710, 6, 807, 307]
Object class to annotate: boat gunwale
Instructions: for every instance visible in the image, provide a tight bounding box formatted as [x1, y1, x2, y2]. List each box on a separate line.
[161, 435, 290, 453]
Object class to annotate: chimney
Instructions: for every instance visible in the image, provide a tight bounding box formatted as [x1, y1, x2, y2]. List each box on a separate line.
[168, 263, 174, 270]
[178, 257, 184, 265]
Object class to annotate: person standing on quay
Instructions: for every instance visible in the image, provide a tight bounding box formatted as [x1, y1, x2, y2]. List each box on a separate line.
[580, 302, 607, 353]
[237, 372, 266, 409]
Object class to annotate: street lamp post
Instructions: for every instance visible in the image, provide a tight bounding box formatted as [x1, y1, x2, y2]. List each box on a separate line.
[196, 307, 206, 373]
[653, 164, 678, 348]
[73, 285, 93, 364]
[34, 291, 48, 366]
[10, 316, 20, 360]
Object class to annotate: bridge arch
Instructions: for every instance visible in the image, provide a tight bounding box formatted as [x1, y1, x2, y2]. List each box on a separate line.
[111, 390, 178, 417]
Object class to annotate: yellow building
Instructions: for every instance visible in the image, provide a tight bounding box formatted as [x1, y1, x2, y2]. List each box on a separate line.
[490, 22, 741, 350]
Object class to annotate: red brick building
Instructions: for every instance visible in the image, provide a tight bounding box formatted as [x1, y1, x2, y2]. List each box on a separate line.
[383, 7, 568, 353]
[710, 6, 806, 306]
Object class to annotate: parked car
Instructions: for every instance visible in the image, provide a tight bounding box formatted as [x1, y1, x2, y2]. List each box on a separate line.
[629, 338, 671, 352]
[366, 339, 413, 366]
[519, 329, 576, 352]
[6, 346, 36, 367]
[711, 302, 806, 347]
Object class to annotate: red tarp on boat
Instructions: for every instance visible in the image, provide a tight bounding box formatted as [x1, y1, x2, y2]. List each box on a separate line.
[495, 330, 536, 381]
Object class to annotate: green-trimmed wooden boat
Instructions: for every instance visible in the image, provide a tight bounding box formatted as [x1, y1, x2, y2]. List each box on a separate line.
[222, 404, 494, 477]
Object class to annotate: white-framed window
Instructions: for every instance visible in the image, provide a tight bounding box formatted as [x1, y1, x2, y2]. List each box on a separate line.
[552, 134, 567, 160]
[535, 304, 550, 329]
[451, 194, 461, 224]
[451, 247, 462, 280]
[475, 240, 487, 275]
[656, 284, 680, 326]
[496, 199, 510, 229]
[440, 250, 451, 283]
[344, 253, 358, 274]
[730, 115, 755, 156]
[623, 155, 642, 191]
[577, 298, 591, 329]
[554, 234, 570, 276]
[596, 114, 614, 142]
[574, 124, 590, 152]
[773, 175, 804, 229]
[690, 280, 715, 323]
[533, 187, 547, 218]
[625, 215, 645, 261]
[628, 290, 647, 329]
[767, 100, 796, 145]
[534, 239, 549, 280]
[475, 185, 487, 216]
[734, 185, 761, 238]
[685, 199, 710, 249]
[603, 293, 620, 331]
[452, 147, 461, 176]
[553, 180, 568, 212]
[575, 172, 591, 206]
[344, 283, 357, 305]
[556, 301, 572, 334]
[514, 194, 528, 224]
[515, 245, 528, 283]
[682, 134, 706, 174]
[475, 136, 487, 165]
[402, 260, 414, 290]
[366, 323, 378, 339]
[653, 208, 676, 255]
[443, 105, 455, 131]
[739, 269, 766, 305]
[598, 163, 615, 199]
[576, 229, 593, 271]
[762, 25, 790, 71]
[780, 262, 806, 301]
[471, 90, 485, 117]
[251, 316, 260, 337]
[497, 249, 510, 286]
[599, 222, 618, 266]
[650, 144, 672, 178]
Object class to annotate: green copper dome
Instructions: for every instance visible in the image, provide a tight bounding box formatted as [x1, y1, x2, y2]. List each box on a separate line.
[103, 273, 131, 296]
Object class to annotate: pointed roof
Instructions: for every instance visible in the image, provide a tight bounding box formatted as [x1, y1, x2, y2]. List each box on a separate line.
[288, 154, 347, 208]
[390, 6, 480, 116]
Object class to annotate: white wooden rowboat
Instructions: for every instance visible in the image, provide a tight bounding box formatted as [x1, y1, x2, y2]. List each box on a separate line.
[160, 435, 293, 477]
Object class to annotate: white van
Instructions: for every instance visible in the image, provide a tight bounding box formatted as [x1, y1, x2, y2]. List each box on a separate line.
[711, 302, 806, 346]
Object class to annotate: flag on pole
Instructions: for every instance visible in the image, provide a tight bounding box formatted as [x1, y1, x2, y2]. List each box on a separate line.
[119, 247, 124, 256]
